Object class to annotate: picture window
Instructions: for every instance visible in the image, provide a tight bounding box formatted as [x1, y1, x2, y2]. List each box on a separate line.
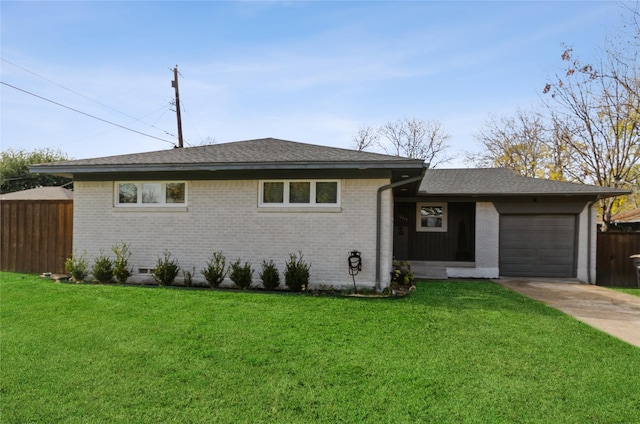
[259, 180, 340, 208]
[115, 182, 186, 207]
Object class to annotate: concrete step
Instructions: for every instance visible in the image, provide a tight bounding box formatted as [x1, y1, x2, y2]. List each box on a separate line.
[410, 262, 447, 280]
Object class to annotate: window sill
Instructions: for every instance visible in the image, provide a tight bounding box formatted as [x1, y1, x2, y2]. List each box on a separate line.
[114, 206, 188, 212]
[416, 227, 448, 232]
[258, 206, 342, 213]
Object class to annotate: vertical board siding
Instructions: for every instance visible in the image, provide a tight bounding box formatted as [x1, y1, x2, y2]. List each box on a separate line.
[394, 202, 476, 262]
[0, 200, 73, 274]
[596, 232, 640, 287]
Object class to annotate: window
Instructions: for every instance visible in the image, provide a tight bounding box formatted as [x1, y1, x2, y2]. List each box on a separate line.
[259, 180, 340, 207]
[417, 202, 447, 232]
[142, 183, 161, 204]
[290, 182, 310, 203]
[263, 182, 284, 204]
[316, 181, 338, 204]
[115, 182, 186, 207]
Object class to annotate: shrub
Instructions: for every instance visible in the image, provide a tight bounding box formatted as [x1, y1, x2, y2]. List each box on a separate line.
[112, 242, 133, 283]
[153, 250, 180, 286]
[260, 260, 280, 291]
[183, 266, 195, 287]
[91, 251, 114, 284]
[391, 260, 414, 287]
[284, 252, 310, 292]
[65, 251, 89, 283]
[229, 259, 253, 290]
[201, 251, 227, 288]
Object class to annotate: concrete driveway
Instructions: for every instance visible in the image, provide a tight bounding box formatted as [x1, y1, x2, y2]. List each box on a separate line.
[498, 279, 640, 348]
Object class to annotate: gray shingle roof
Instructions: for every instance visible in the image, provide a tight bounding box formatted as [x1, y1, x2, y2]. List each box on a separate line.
[419, 168, 629, 197]
[30, 138, 425, 174]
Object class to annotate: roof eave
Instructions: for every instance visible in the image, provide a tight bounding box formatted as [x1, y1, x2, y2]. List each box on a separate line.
[418, 190, 630, 199]
[30, 160, 425, 175]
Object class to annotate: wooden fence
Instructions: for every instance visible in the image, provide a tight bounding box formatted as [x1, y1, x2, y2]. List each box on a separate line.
[1, 200, 73, 274]
[596, 232, 640, 288]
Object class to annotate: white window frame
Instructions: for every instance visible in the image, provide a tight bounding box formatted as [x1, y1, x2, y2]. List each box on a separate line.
[258, 180, 341, 208]
[114, 181, 187, 207]
[416, 202, 447, 232]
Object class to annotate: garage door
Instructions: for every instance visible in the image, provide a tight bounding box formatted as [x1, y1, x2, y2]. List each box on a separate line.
[499, 215, 576, 278]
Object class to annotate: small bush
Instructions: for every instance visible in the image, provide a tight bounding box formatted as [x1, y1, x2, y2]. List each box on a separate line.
[284, 252, 310, 292]
[229, 259, 253, 290]
[65, 251, 89, 283]
[153, 250, 180, 286]
[391, 260, 414, 287]
[201, 251, 227, 288]
[91, 251, 114, 284]
[112, 242, 133, 283]
[260, 260, 280, 291]
[183, 266, 195, 287]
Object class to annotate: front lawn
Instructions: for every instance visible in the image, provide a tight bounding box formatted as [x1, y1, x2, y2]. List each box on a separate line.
[611, 287, 640, 297]
[2, 272, 639, 423]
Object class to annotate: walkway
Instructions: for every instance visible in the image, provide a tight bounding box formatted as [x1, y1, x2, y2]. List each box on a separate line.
[498, 279, 640, 348]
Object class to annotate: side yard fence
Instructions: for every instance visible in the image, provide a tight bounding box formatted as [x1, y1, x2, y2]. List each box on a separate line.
[1, 200, 73, 274]
[596, 232, 640, 288]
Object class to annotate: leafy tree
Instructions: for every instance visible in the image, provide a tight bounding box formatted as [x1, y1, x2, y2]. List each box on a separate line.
[472, 109, 569, 180]
[0, 148, 71, 194]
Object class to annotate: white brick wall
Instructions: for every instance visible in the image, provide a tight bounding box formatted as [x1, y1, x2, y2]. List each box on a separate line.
[576, 202, 596, 283]
[73, 178, 392, 289]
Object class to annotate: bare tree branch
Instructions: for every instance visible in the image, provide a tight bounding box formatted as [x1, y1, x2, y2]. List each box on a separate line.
[543, 20, 640, 230]
[352, 126, 379, 151]
[378, 118, 454, 167]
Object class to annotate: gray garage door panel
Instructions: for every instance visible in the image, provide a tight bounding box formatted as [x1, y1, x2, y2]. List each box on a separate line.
[500, 215, 576, 278]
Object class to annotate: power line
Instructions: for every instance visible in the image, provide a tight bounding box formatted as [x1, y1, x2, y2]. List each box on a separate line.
[181, 99, 203, 147]
[1, 81, 176, 146]
[51, 103, 176, 149]
[1, 58, 175, 137]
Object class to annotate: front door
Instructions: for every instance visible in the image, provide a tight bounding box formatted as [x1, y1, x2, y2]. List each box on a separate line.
[393, 203, 412, 260]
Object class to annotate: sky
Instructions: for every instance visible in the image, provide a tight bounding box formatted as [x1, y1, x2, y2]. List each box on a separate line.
[0, 1, 630, 168]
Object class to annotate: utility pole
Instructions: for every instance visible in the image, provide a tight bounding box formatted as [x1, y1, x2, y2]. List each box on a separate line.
[171, 65, 184, 148]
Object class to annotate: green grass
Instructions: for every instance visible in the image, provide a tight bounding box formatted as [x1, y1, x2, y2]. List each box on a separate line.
[2, 272, 639, 423]
[610, 287, 640, 297]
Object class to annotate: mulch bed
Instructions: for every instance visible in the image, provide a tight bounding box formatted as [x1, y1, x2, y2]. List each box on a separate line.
[42, 273, 415, 298]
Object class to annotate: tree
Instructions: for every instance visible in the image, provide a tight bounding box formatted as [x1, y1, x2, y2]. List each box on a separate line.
[597, 2, 640, 115]
[472, 109, 569, 179]
[0, 148, 72, 194]
[352, 126, 379, 152]
[355, 118, 454, 167]
[538, 3, 640, 231]
[471, 3, 638, 230]
[543, 43, 639, 231]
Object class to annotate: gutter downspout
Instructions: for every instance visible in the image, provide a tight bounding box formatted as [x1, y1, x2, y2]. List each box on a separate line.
[586, 197, 600, 284]
[375, 166, 428, 292]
